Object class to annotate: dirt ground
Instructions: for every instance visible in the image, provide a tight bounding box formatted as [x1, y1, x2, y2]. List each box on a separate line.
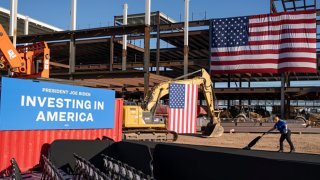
[174, 133, 320, 154]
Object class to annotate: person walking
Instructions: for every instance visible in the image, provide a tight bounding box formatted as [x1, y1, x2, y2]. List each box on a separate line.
[269, 116, 295, 153]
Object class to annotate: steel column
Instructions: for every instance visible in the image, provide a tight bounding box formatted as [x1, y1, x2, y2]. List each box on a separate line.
[285, 72, 290, 119]
[144, 26, 151, 97]
[69, 0, 77, 79]
[286, 98, 290, 119]
[110, 19, 116, 72]
[280, 73, 285, 119]
[156, 11, 161, 75]
[69, 34, 76, 78]
[184, 0, 190, 77]
[110, 35, 114, 71]
[24, 16, 29, 35]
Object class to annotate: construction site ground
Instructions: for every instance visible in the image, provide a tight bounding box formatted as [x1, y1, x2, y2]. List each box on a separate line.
[174, 133, 320, 154]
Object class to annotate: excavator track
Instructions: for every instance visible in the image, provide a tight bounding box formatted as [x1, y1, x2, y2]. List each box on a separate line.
[123, 129, 178, 142]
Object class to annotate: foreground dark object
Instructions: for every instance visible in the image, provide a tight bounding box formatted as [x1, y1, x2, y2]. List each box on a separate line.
[4, 139, 320, 180]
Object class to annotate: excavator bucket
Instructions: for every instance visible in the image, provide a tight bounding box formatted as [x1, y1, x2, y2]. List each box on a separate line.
[202, 122, 224, 138]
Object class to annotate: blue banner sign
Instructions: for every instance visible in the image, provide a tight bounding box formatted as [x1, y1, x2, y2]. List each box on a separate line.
[0, 77, 115, 130]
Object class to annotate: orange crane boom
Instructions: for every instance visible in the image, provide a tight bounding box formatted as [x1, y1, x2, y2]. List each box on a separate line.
[0, 24, 50, 78]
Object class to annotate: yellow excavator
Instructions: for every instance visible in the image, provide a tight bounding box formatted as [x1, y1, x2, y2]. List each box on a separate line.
[122, 68, 224, 141]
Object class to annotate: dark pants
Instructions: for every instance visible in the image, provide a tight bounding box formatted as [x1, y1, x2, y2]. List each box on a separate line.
[279, 129, 295, 151]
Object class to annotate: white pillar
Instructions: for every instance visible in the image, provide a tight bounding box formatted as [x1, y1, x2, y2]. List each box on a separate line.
[145, 0, 151, 25]
[184, 0, 189, 76]
[184, 0, 189, 46]
[70, 0, 77, 30]
[24, 16, 29, 48]
[9, 0, 16, 36]
[123, 3, 128, 44]
[69, 0, 77, 76]
[122, 3, 128, 71]
[13, 0, 18, 47]
[24, 16, 29, 35]
[10, 0, 18, 47]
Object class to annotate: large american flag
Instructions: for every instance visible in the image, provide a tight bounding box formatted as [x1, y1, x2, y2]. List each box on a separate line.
[210, 10, 317, 74]
[168, 83, 198, 134]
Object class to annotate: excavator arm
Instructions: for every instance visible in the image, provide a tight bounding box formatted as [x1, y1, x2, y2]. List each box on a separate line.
[142, 69, 224, 137]
[0, 24, 50, 78]
[143, 69, 220, 124]
[0, 24, 26, 74]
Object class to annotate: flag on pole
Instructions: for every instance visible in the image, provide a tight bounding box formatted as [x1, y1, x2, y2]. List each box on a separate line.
[168, 83, 198, 134]
[210, 10, 317, 74]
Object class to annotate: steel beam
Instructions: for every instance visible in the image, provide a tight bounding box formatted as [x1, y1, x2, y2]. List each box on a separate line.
[17, 25, 147, 43]
[58, 59, 208, 71]
[270, 0, 277, 13]
[50, 70, 145, 79]
[158, 20, 209, 31]
[281, 0, 287, 11]
[292, 0, 297, 11]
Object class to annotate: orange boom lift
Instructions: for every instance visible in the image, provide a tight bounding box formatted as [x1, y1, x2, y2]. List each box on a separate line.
[0, 24, 50, 78]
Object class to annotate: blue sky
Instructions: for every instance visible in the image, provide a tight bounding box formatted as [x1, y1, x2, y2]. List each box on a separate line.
[0, 0, 272, 30]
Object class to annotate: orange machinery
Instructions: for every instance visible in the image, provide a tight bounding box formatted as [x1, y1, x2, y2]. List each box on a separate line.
[0, 24, 50, 78]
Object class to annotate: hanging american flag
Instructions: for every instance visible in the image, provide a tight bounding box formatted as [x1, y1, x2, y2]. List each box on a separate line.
[210, 10, 317, 74]
[168, 83, 198, 134]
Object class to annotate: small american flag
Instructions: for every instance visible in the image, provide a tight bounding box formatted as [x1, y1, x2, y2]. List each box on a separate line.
[168, 83, 198, 134]
[210, 10, 316, 74]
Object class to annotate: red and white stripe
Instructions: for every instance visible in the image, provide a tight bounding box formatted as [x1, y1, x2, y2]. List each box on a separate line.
[211, 10, 317, 74]
[168, 84, 198, 134]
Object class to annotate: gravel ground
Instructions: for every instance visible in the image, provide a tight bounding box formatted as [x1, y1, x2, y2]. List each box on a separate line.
[174, 133, 320, 154]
